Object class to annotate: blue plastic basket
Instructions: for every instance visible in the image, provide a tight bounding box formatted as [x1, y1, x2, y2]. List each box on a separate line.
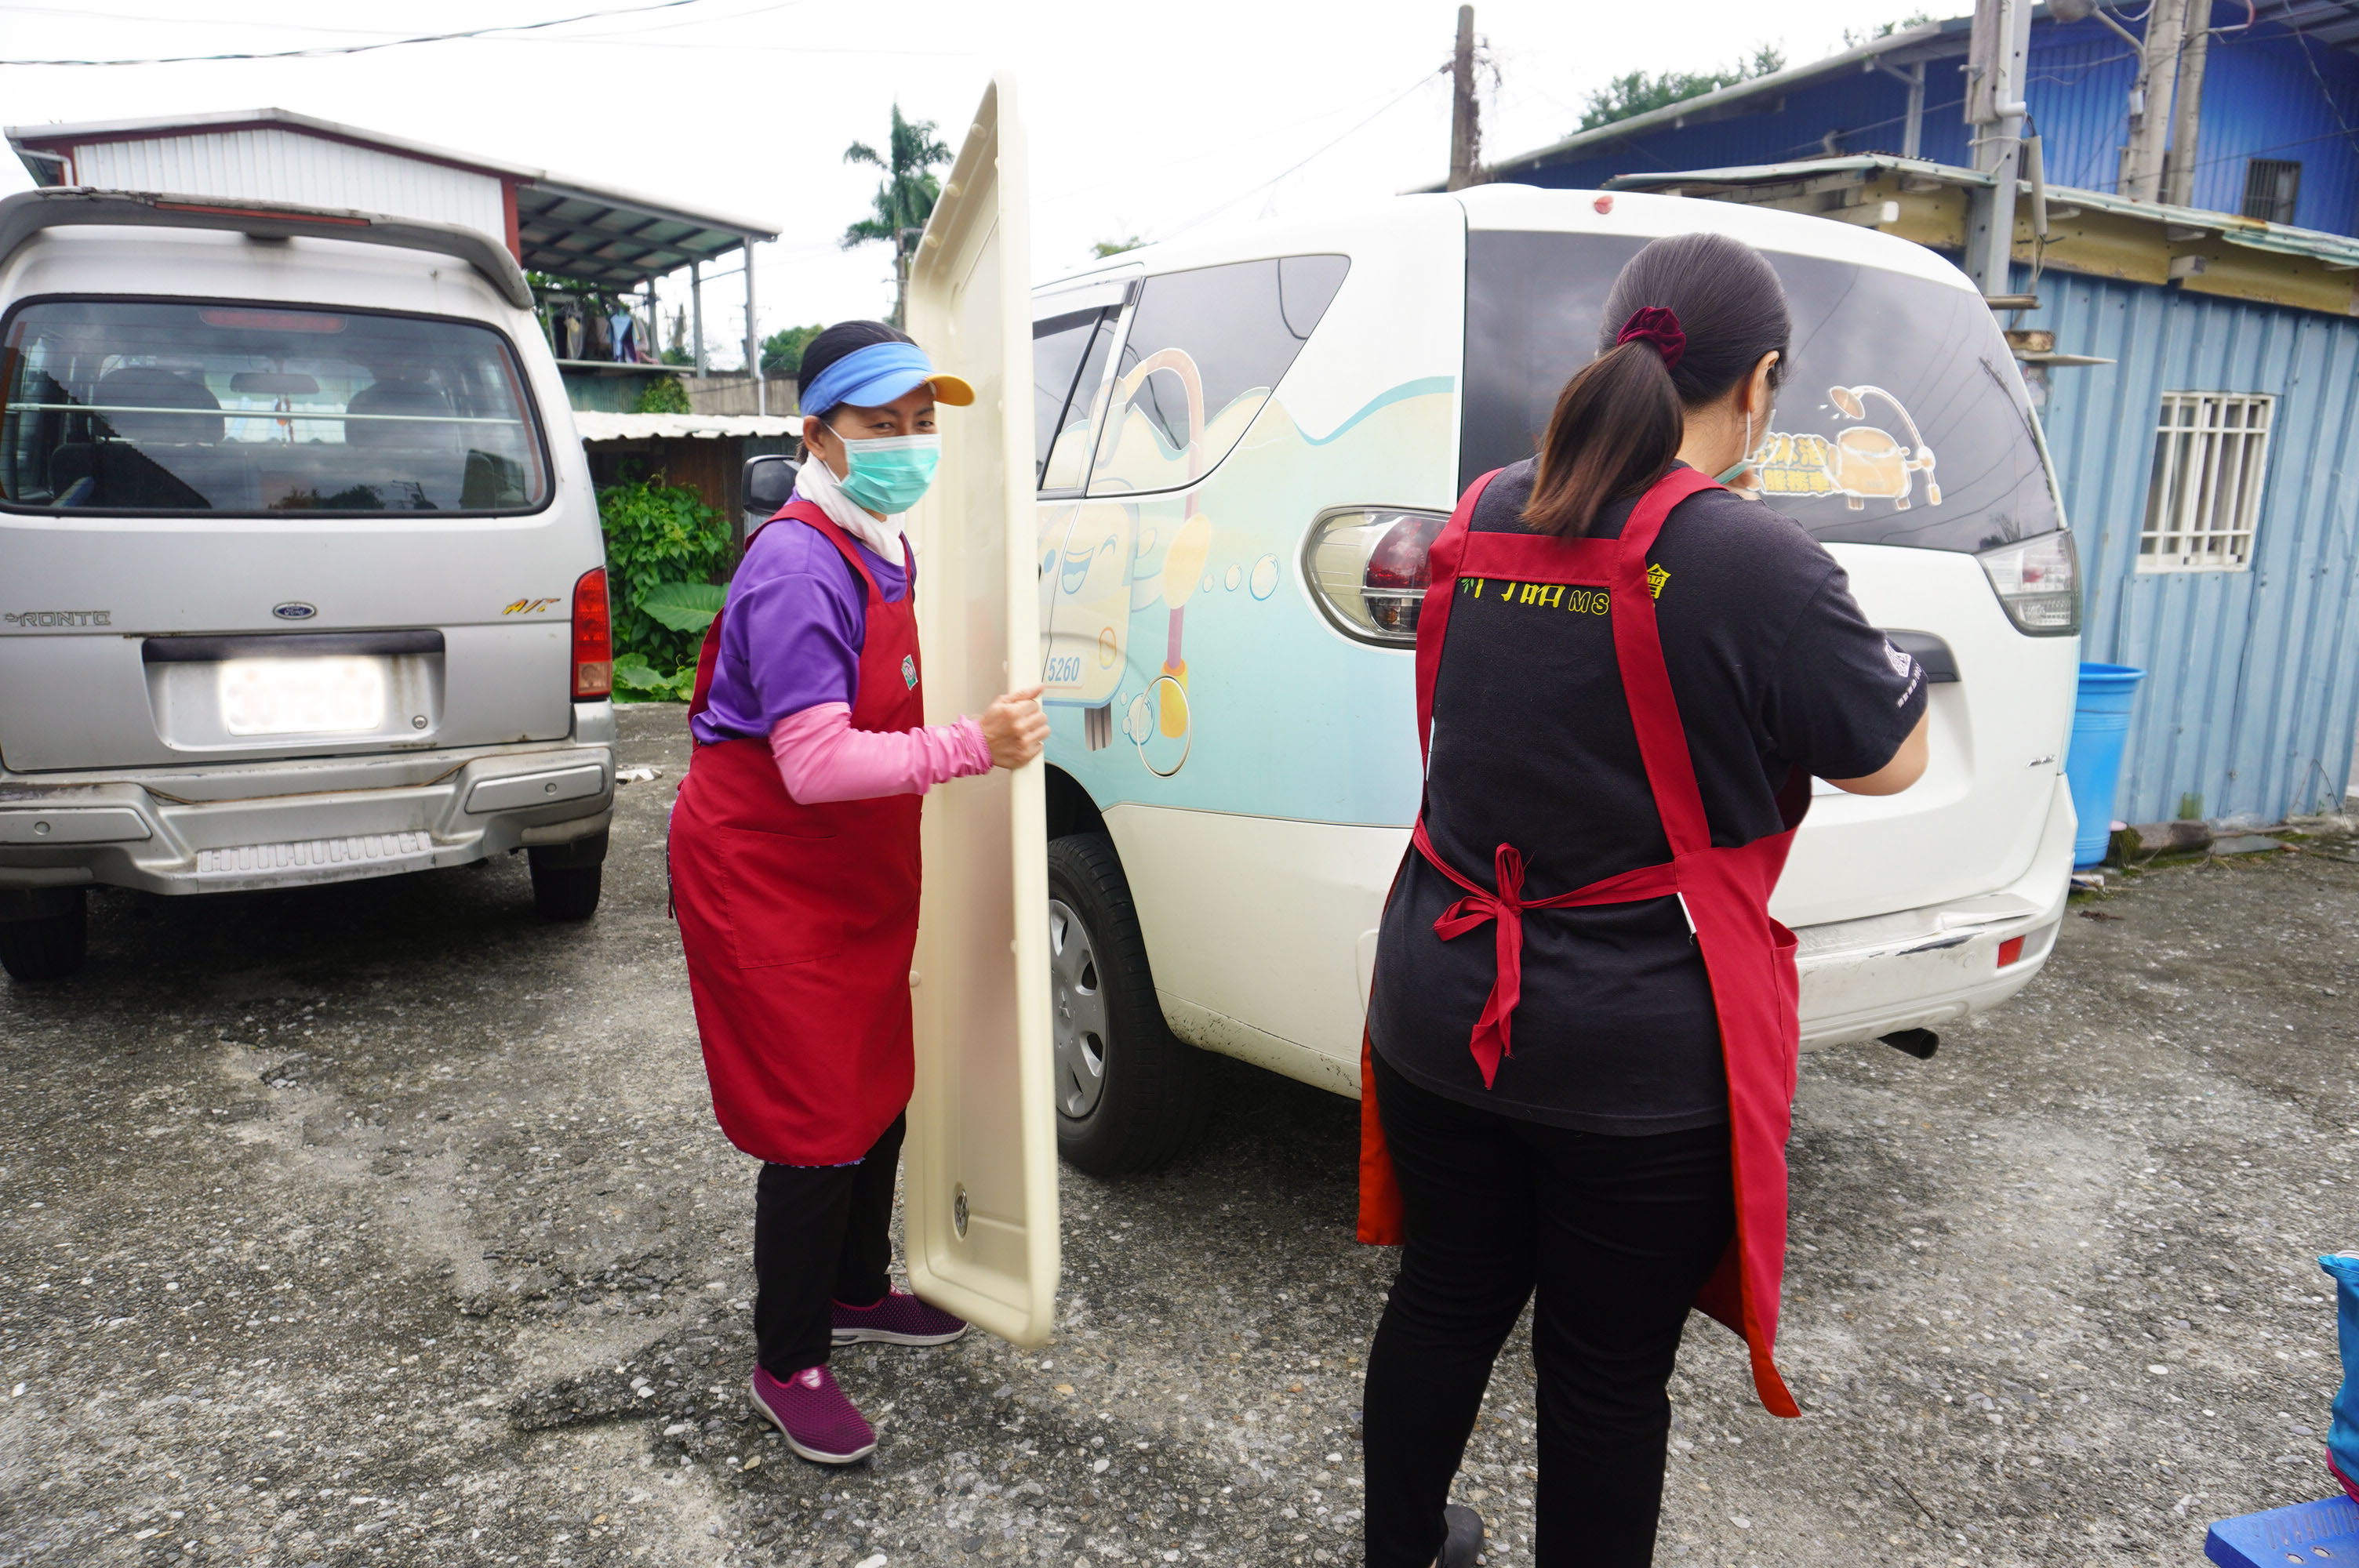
[2205, 1495, 2359, 1566]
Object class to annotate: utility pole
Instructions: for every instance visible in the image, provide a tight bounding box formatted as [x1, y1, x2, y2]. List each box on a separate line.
[2120, 0, 2189, 201]
[1962, 0, 2033, 299]
[2161, 0, 2212, 207]
[1446, 5, 1481, 192]
[742, 239, 764, 417]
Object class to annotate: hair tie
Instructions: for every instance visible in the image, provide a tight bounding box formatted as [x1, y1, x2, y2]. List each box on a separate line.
[1615, 307, 1685, 372]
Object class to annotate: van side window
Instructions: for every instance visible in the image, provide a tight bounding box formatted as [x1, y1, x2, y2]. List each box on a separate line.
[1086, 254, 1349, 497]
[1033, 307, 1115, 493]
[0, 299, 549, 517]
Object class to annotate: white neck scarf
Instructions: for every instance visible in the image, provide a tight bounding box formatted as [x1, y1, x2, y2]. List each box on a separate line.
[793, 452, 906, 563]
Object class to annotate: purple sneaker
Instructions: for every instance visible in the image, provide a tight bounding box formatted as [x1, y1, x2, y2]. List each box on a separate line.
[831, 1288, 968, 1348]
[748, 1365, 875, 1465]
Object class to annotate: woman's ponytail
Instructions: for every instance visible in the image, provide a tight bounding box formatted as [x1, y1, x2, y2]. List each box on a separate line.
[1521, 230, 1790, 539]
[1521, 336, 1685, 540]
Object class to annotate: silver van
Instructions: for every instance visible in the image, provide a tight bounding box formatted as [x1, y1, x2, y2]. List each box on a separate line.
[0, 188, 616, 980]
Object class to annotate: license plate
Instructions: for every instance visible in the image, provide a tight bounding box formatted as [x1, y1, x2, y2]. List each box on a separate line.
[216, 656, 389, 737]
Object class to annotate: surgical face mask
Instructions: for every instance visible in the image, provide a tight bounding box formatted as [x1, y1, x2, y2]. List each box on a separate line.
[828, 427, 940, 514]
[1715, 408, 1763, 486]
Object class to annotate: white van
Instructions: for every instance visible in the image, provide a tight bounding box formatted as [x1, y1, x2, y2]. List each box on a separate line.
[0, 189, 617, 981]
[1030, 185, 2079, 1173]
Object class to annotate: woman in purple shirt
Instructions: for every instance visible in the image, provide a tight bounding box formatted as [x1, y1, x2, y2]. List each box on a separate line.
[671, 321, 1046, 1467]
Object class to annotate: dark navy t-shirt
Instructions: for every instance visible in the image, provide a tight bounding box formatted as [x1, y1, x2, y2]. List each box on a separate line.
[1367, 459, 1928, 1134]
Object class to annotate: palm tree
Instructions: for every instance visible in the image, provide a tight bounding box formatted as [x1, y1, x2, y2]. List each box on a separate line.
[842, 106, 954, 328]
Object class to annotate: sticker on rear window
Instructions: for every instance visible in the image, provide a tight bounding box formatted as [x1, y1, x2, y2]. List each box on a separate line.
[1743, 386, 1940, 513]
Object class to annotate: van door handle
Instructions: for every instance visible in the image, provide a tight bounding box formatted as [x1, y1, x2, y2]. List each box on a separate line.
[1881, 629, 1958, 683]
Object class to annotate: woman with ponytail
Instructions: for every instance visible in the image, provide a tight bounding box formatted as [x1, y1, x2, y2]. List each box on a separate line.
[1358, 231, 1931, 1566]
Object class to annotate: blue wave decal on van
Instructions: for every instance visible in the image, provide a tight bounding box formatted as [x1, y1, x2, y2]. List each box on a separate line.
[1039, 376, 1458, 828]
[1299, 376, 1456, 448]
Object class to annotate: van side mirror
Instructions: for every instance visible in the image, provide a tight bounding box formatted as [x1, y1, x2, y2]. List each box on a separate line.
[743, 453, 799, 529]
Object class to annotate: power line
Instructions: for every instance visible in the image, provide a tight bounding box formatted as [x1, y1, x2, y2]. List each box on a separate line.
[1158, 73, 1444, 243]
[0, 0, 738, 67]
[1038, 77, 1448, 207]
[0, 0, 967, 63]
[0, 0, 969, 56]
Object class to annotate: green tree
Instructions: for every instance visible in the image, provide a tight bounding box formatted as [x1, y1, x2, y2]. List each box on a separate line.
[1843, 10, 1936, 46]
[841, 104, 954, 328]
[1092, 234, 1147, 258]
[1576, 44, 1787, 132]
[761, 323, 823, 377]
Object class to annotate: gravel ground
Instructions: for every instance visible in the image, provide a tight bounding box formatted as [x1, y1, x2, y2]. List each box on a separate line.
[2, 701, 2354, 1568]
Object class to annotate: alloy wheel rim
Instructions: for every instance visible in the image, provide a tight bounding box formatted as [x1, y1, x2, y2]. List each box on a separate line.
[1048, 898, 1110, 1120]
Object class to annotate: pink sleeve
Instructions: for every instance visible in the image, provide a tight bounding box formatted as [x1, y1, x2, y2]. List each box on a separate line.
[768, 702, 993, 804]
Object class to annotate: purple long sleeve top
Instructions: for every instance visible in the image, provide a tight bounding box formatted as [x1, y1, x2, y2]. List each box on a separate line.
[690, 519, 909, 746]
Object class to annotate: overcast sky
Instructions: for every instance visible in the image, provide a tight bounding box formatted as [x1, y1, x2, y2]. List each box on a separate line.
[1, 0, 1943, 366]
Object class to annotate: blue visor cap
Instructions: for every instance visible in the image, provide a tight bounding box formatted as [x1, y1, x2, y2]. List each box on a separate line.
[800, 341, 975, 420]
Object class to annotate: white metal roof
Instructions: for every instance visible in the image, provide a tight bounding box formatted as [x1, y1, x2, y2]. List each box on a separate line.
[5, 107, 779, 288]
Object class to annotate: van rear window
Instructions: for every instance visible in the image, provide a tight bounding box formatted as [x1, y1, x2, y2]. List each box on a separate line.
[1463, 232, 2060, 552]
[0, 299, 549, 515]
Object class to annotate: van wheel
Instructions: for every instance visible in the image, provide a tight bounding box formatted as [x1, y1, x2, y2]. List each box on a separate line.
[529, 861, 602, 921]
[0, 889, 87, 982]
[529, 833, 605, 921]
[1046, 833, 1208, 1176]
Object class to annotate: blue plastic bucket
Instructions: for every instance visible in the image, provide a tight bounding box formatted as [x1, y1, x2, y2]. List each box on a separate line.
[2065, 662, 2146, 868]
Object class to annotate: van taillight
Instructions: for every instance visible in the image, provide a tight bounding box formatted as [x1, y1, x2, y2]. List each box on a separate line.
[572, 567, 612, 699]
[1997, 935, 2026, 967]
[1306, 508, 1448, 644]
[1976, 530, 2081, 637]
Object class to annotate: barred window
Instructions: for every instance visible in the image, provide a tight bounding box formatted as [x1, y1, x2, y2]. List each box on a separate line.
[2241, 158, 2301, 225]
[2139, 392, 2274, 572]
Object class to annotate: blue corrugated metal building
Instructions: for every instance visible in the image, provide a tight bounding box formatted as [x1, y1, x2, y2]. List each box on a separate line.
[1461, 1, 2359, 827]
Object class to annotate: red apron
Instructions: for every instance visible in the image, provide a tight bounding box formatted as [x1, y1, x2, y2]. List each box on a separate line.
[1358, 465, 1811, 1420]
[669, 501, 924, 1167]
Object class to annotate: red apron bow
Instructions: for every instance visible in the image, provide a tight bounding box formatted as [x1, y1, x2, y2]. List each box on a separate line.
[1413, 824, 1681, 1087]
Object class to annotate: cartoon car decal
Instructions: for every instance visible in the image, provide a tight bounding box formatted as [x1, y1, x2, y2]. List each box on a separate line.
[1744, 384, 1941, 511]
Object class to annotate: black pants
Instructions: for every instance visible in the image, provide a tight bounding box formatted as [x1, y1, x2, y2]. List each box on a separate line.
[1362, 1052, 1735, 1568]
[753, 1114, 904, 1378]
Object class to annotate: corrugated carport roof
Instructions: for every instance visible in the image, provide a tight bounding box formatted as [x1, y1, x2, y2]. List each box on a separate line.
[513, 178, 766, 288]
[4, 107, 777, 289]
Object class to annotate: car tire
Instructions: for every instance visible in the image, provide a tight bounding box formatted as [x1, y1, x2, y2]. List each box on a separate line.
[1046, 832, 1209, 1176]
[529, 861, 602, 921]
[0, 889, 87, 982]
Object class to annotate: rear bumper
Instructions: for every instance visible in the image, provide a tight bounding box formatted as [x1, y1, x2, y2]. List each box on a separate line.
[1794, 773, 2076, 1048]
[0, 702, 617, 895]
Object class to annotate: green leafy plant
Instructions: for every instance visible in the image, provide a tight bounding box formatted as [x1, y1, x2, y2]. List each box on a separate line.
[633, 374, 691, 414]
[638, 580, 728, 635]
[595, 475, 735, 699]
[612, 650, 699, 702]
[1576, 45, 1787, 132]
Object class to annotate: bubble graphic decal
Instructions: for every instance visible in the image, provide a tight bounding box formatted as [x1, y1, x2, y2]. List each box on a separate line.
[1249, 555, 1280, 600]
